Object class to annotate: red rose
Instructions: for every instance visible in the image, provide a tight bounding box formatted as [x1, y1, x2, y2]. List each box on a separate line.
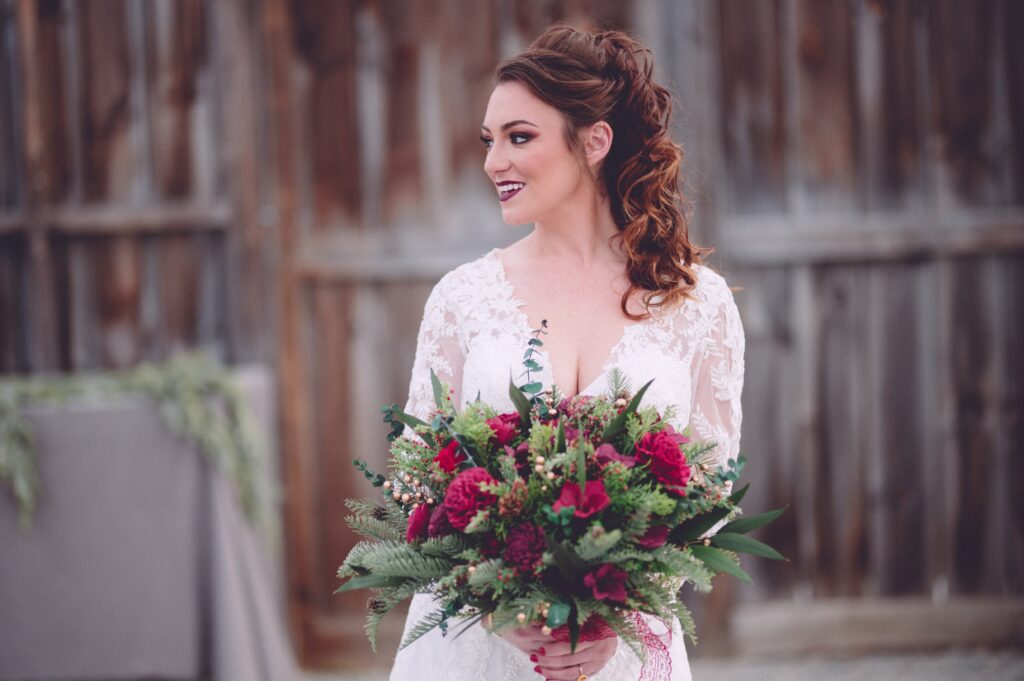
[502, 523, 546, 575]
[583, 563, 629, 603]
[552, 480, 610, 519]
[406, 503, 431, 543]
[634, 524, 669, 549]
[443, 467, 497, 530]
[433, 440, 467, 474]
[635, 428, 691, 495]
[487, 413, 520, 446]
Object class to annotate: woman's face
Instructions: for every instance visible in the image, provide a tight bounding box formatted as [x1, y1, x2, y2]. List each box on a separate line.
[480, 81, 587, 225]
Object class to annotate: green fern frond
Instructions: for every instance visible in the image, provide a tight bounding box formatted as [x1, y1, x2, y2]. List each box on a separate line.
[399, 608, 446, 650]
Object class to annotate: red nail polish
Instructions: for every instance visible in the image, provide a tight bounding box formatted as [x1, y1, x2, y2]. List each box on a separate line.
[533, 665, 541, 673]
[538, 647, 546, 655]
[530, 654, 538, 662]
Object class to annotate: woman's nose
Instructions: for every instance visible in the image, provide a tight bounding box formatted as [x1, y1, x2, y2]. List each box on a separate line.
[483, 144, 508, 177]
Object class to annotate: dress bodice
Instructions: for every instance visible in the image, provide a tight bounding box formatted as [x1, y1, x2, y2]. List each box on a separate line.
[402, 248, 745, 469]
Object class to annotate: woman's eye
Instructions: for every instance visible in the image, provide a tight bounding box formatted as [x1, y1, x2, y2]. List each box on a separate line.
[510, 133, 530, 144]
[479, 135, 493, 149]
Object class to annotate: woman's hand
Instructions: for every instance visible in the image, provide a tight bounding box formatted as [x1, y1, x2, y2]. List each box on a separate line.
[485, 620, 551, 657]
[533, 636, 618, 680]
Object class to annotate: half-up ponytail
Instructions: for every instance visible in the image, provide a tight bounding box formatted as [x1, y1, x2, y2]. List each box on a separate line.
[495, 24, 707, 320]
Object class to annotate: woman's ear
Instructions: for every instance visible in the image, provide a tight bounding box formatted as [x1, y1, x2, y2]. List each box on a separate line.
[583, 121, 613, 168]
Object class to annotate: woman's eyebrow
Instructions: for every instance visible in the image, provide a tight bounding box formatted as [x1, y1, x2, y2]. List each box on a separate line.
[480, 119, 539, 132]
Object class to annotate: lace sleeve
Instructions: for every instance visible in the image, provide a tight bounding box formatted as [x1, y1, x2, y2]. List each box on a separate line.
[403, 274, 467, 423]
[688, 280, 745, 471]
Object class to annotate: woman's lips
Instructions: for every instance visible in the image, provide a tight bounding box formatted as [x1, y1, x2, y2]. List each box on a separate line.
[497, 182, 528, 200]
[499, 185, 524, 202]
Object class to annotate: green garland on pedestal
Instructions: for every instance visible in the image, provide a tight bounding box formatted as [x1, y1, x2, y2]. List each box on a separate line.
[0, 352, 272, 529]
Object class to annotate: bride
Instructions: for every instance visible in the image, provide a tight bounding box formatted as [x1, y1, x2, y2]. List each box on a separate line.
[389, 23, 744, 681]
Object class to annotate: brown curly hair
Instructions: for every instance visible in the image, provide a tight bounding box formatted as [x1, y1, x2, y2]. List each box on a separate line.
[495, 24, 708, 320]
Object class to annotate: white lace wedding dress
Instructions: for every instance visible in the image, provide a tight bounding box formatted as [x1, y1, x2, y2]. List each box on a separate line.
[389, 248, 745, 681]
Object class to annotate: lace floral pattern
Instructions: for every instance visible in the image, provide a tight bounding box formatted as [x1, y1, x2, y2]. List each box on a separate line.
[391, 248, 745, 681]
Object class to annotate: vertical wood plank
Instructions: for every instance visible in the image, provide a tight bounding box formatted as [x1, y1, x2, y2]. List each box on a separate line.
[292, 0, 361, 230]
[215, 0, 271, 363]
[856, 0, 926, 210]
[0, 0, 23, 208]
[794, 0, 859, 212]
[147, 0, 204, 355]
[265, 0, 317, 663]
[948, 257, 994, 593]
[717, 0, 787, 214]
[16, 0, 60, 371]
[77, 0, 142, 368]
[1004, 0, 1024, 205]
[929, 0, 1002, 207]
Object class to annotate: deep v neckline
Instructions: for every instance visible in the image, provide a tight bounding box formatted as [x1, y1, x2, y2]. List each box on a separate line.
[487, 248, 647, 398]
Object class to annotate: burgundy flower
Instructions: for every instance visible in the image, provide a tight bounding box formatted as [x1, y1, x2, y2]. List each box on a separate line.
[427, 502, 453, 538]
[479, 532, 503, 559]
[504, 442, 532, 479]
[552, 480, 610, 519]
[502, 523, 546, 575]
[443, 467, 498, 530]
[634, 524, 669, 549]
[406, 503, 431, 543]
[595, 443, 636, 468]
[433, 440, 467, 474]
[487, 413, 520, 446]
[635, 428, 691, 495]
[584, 563, 629, 603]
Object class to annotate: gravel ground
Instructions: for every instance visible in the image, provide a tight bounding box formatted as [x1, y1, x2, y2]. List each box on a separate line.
[306, 648, 1024, 681]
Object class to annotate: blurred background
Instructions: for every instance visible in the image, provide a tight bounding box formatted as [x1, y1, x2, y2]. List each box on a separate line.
[1, 0, 1022, 680]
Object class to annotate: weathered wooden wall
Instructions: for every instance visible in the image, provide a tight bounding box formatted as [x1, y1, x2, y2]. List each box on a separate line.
[0, 0, 270, 374]
[3, 0, 1022, 669]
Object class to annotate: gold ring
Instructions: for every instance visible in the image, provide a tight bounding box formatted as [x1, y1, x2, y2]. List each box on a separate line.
[577, 665, 588, 681]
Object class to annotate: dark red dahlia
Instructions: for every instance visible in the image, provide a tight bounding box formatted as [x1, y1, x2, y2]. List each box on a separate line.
[502, 523, 546, 574]
[443, 467, 497, 530]
[635, 427, 691, 495]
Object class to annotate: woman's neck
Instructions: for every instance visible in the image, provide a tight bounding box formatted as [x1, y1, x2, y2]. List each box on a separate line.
[524, 188, 624, 269]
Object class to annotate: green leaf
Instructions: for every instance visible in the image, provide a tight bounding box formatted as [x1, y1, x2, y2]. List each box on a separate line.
[710, 532, 785, 561]
[670, 506, 731, 543]
[555, 418, 566, 453]
[729, 483, 749, 505]
[430, 369, 446, 410]
[721, 506, 787, 535]
[521, 381, 543, 394]
[335, 573, 408, 592]
[547, 536, 588, 584]
[509, 377, 532, 425]
[546, 602, 571, 628]
[524, 360, 542, 371]
[567, 600, 580, 653]
[390, 409, 428, 432]
[601, 379, 654, 442]
[690, 544, 751, 584]
[528, 338, 544, 346]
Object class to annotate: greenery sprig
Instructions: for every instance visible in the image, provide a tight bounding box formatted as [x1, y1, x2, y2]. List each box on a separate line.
[0, 352, 272, 530]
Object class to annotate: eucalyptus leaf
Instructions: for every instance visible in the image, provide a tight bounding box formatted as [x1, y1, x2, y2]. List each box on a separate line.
[508, 377, 532, 425]
[710, 532, 785, 561]
[690, 544, 751, 584]
[721, 507, 787, 535]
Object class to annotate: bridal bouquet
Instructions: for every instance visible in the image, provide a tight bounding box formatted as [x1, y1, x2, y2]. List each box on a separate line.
[337, 334, 783, 657]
